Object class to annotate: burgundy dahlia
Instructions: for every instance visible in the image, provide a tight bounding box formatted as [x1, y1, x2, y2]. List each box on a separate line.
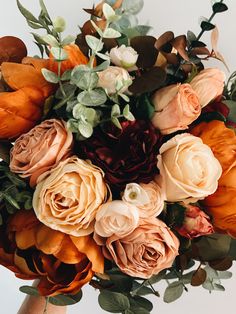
[77, 120, 162, 194]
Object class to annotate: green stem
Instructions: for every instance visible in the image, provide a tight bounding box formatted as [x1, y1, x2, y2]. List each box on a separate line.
[57, 34, 66, 98]
[43, 297, 49, 314]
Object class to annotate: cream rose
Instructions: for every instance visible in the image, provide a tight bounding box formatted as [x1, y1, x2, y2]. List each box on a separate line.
[122, 181, 165, 218]
[151, 84, 201, 135]
[96, 218, 179, 279]
[190, 68, 225, 108]
[10, 119, 73, 187]
[97, 66, 132, 95]
[110, 45, 138, 71]
[157, 133, 222, 203]
[33, 156, 110, 236]
[94, 200, 139, 238]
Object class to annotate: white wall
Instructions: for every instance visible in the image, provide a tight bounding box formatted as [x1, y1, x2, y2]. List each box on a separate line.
[0, 0, 236, 313]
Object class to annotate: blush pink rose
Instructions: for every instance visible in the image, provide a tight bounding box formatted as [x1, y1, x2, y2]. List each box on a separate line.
[151, 83, 201, 135]
[190, 68, 226, 108]
[95, 218, 179, 279]
[176, 204, 214, 239]
[10, 119, 73, 187]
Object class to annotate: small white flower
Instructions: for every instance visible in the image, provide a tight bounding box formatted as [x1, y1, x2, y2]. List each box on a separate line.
[110, 45, 138, 71]
[123, 183, 150, 206]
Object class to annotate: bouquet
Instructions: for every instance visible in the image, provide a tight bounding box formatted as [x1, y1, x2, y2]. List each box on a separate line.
[0, 0, 236, 313]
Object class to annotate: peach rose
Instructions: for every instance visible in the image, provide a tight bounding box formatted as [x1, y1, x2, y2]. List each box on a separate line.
[94, 200, 139, 238]
[151, 84, 201, 135]
[190, 68, 225, 108]
[122, 181, 165, 218]
[10, 119, 73, 187]
[157, 133, 222, 202]
[97, 66, 132, 95]
[175, 204, 214, 239]
[33, 156, 111, 237]
[192, 121, 236, 237]
[96, 218, 179, 279]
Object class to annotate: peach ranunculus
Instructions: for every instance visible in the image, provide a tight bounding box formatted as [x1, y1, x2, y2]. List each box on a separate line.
[191, 120, 236, 237]
[94, 200, 139, 238]
[10, 119, 73, 187]
[0, 57, 54, 140]
[0, 210, 104, 296]
[157, 133, 222, 203]
[190, 68, 226, 108]
[122, 181, 165, 218]
[175, 204, 214, 239]
[33, 156, 111, 237]
[151, 83, 201, 135]
[95, 218, 179, 279]
[48, 44, 88, 74]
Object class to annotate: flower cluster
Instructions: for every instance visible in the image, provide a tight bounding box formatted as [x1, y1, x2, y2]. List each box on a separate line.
[0, 0, 235, 313]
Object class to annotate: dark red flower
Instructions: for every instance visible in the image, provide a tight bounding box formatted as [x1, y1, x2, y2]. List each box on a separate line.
[77, 121, 162, 194]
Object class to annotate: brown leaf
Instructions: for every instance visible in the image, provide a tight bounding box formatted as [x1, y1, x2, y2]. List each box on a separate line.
[75, 34, 90, 56]
[191, 268, 207, 287]
[190, 47, 211, 56]
[0, 36, 27, 65]
[83, 8, 102, 18]
[209, 257, 233, 271]
[155, 31, 174, 50]
[181, 64, 193, 74]
[171, 35, 189, 61]
[164, 53, 179, 65]
[81, 20, 106, 36]
[211, 26, 219, 53]
[129, 67, 166, 94]
[131, 36, 159, 68]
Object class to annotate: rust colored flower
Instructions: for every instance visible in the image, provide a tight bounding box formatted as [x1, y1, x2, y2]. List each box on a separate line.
[78, 121, 161, 194]
[0, 36, 27, 64]
[0, 210, 104, 297]
[48, 44, 88, 74]
[192, 120, 236, 237]
[0, 57, 54, 140]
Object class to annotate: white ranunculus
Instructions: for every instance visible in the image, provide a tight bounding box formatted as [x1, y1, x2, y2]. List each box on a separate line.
[97, 66, 132, 95]
[157, 133, 222, 203]
[94, 200, 139, 238]
[110, 45, 138, 71]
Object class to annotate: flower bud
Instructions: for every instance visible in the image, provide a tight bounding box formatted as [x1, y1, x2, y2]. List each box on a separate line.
[53, 16, 66, 33]
[110, 45, 138, 71]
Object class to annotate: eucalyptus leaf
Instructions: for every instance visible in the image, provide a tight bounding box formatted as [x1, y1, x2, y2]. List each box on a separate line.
[213, 2, 228, 13]
[50, 47, 68, 61]
[112, 117, 122, 129]
[49, 292, 82, 306]
[78, 121, 93, 138]
[71, 70, 98, 90]
[223, 100, 236, 123]
[96, 52, 110, 61]
[17, 0, 39, 23]
[93, 60, 110, 72]
[61, 70, 72, 81]
[62, 35, 76, 46]
[77, 89, 107, 106]
[103, 3, 116, 21]
[27, 21, 43, 29]
[3, 193, 20, 209]
[122, 0, 144, 15]
[39, 0, 51, 20]
[129, 296, 153, 312]
[90, 20, 104, 37]
[103, 28, 121, 39]
[19, 286, 39, 296]
[86, 35, 104, 52]
[42, 34, 59, 47]
[42, 68, 59, 84]
[98, 291, 130, 313]
[163, 282, 184, 303]
[111, 104, 121, 117]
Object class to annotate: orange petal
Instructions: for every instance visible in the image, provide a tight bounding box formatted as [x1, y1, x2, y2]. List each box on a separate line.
[35, 225, 64, 255]
[14, 252, 37, 276]
[70, 235, 104, 274]
[15, 228, 36, 250]
[1, 62, 53, 98]
[8, 210, 39, 232]
[22, 56, 50, 71]
[54, 236, 85, 264]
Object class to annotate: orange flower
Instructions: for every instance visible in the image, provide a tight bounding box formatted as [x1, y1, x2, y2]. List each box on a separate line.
[0, 210, 104, 296]
[192, 120, 236, 237]
[48, 44, 88, 74]
[0, 57, 54, 140]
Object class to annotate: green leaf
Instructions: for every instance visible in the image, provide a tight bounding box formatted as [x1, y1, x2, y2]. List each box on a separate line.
[61, 70, 72, 81]
[71, 70, 98, 90]
[111, 104, 121, 117]
[61, 35, 76, 46]
[103, 3, 116, 21]
[122, 0, 144, 15]
[39, 0, 51, 19]
[229, 238, 236, 260]
[49, 291, 83, 306]
[42, 34, 59, 47]
[123, 25, 151, 38]
[131, 282, 154, 296]
[3, 193, 20, 209]
[163, 281, 184, 303]
[135, 94, 155, 120]
[103, 28, 121, 39]
[93, 60, 110, 72]
[77, 89, 107, 106]
[223, 100, 236, 123]
[17, 0, 39, 23]
[86, 35, 104, 52]
[78, 121, 93, 138]
[200, 21, 215, 31]
[50, 47, 68, 61]
[129, 296, 153, 312]
[123, 105, 135, 121]
[96, 52, 110, 61]
[148, 270, 167, 285]
[90, 20, 104, 37]
[31, 32, 46, 44]
[19, 286, 39, 296]
[112, 117, 122, 129]
[41, 68, 59, 84]
[27, 20, 42, 29]
[98, 291, 130, 313]
[213, 3, 228, 13]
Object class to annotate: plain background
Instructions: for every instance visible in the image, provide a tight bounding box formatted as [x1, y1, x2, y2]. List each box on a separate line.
[0, 0, 236, 313]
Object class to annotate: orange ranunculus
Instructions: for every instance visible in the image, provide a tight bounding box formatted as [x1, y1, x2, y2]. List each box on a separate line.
[0, 210, 104, 296]
[191, 120, 236, 237]
[0, 57, 54, 140]
[48, 44, 88, 74]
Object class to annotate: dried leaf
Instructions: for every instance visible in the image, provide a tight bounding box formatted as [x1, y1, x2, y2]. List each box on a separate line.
[211, 26, 219, 52]
[171, 35, 189, 61]
[131, 36, 158, 68]
[0, 36, 27, 64]
[155, 31, 174, 50]
[209, 257, 233, 271]
[191, 268, 207, 287]
[190, 47, 211, 56]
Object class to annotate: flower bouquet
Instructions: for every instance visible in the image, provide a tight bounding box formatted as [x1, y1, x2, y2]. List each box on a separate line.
[0, 0, 236, 313]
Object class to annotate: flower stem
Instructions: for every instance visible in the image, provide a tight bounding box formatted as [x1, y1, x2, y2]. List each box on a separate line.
[43, 297, 49, 314]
